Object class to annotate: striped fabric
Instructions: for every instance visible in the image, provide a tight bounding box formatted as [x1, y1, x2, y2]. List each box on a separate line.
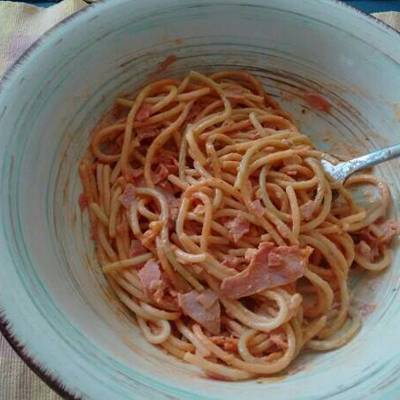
[0, 3, 398, 399]
[0, 334, 60, 399]
[0, 0, 87, 76]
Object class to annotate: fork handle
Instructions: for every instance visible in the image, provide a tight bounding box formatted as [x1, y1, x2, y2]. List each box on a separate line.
[339, 143, 400, 177]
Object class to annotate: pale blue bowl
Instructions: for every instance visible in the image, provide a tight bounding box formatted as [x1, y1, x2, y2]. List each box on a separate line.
[1, 1, 400, 399]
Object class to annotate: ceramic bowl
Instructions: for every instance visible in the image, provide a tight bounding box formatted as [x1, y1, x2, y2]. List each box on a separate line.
[1, 1, 400, 399]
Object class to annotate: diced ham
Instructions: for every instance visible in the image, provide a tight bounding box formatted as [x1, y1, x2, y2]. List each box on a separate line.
[135, 104, 152, 122]
[220, 242, 312, 299]
[244, 248, 257, 261]
[376, 220, 400, 244]
[129, 239, 147, 257]
[222, 255, 243, 270]
[358, 228, 376, 244]
[126, 168, 143, 183]
[165, 192, 181, 220]
[197, 290, 219, 309]
[79, 193, 88, 210]
[161, 151, 179, 170]
[300, 200, 315, 221]
[193, 204, 205, 215]
[358, 302, 377, 317]
[138, 259, 162, 295]
[125, 168, 144, 186]
[138, 259, 177, 310]
[159, 180, 175, 193]
[120, 184, 136, 208]
[153, 164, 169, 184]
[226, 215, 250, 243]
[270, 333, 288, 349]
[178, 289, 221, 335]
[249, 199, 265, 218]
[356, 220, 400, 261]
[153, 151, 179, 184]
[355, 240, 379, 262]
[136, 126, 160, 141]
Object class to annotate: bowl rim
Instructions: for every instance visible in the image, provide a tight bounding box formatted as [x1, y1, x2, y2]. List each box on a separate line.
[0, 0, 399, 398]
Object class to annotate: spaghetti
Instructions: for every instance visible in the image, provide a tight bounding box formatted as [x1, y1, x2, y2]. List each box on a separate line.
[79, 70, 399, 380]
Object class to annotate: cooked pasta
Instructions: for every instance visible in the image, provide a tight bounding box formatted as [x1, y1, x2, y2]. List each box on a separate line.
[79, 70, 399, 380]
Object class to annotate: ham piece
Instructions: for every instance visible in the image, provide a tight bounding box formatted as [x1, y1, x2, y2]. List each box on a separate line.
[226, 215, 250, 243]
[249, 199, 265, 218]
[356, 220, 400, 261]
[135, 103, 152, 121]
[138, 259, 164, 295]
[120, 184, 136, 208]
[375, 220, 400, 244]
[164, 192, 181, 220]
[138, 259, 177, 310]
[153, 151, 179, 184]
[129, 239, 147, 257]
[178, 289, 221, 335]
[221, 242, 312, 299]
[300, 200, 315, 221]
[355, 240, 379, 261]
[222, 255, 243, 270]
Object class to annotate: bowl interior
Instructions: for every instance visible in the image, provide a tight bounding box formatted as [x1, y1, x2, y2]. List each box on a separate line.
[1, 1, 400, 399]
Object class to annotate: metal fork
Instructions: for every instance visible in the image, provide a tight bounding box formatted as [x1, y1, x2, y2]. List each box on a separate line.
[320, 143, 400, 182]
